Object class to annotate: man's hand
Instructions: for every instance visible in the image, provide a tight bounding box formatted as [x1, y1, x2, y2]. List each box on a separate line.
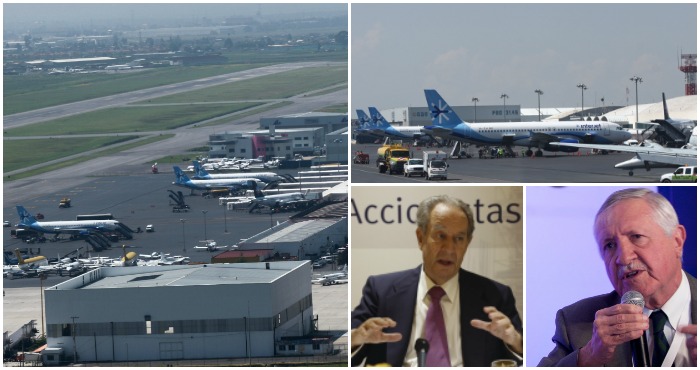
[470, 306, 523, 355]
[351, 317, 403, 349]
[679, 324, 697, 367]
[577, 303, 648, 367]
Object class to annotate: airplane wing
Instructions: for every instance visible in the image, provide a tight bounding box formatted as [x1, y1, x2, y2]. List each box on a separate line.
[548, 142, 697, 166]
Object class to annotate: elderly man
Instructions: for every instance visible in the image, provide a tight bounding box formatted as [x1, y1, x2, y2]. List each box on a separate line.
[351, 195, 522, 367]
[539, 188, 697, 367]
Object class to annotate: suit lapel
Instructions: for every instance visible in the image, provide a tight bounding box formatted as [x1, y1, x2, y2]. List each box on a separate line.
[385, 266, 421, 367]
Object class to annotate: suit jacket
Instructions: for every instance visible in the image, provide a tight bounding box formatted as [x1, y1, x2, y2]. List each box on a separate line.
[538, 271, 697, 367]
[351, 265, 522, 367]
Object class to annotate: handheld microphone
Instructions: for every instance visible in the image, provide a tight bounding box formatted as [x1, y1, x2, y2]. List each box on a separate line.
[621, 290, 649, 367]
[414, 338, 430, 367]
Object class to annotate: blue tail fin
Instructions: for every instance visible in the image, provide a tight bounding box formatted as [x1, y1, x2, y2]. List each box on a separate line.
[368, 107, 391, 129]
[424, 89, 466, 128]
[172, 166, 190, 184]
[356, 109, 371, 128]
[16, 205, 37, 225]
[192, 161, 210, 179]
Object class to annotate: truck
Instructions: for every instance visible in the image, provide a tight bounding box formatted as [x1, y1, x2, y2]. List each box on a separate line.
[660, 165, 697, 183]
[404, 158, 424, 177]
[376, 144, 410, 175]
[423, 150, 449, 180]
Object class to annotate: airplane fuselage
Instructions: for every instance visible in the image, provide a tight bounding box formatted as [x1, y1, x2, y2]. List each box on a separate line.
[22, 220, 120, 234]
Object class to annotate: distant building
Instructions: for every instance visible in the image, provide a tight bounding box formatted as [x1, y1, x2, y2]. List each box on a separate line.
[43, 262, 314, 363]
[260, 112, 347, 136]
[208, 127, 324, 159]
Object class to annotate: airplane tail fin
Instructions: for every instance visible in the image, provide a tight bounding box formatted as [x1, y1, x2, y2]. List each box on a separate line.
[192, 161, 210, 178]
[173, 166, 190, 184]
[356, 109, 371, 127]
[16, 205, 37, 225]
[661, 92, 670, 120]
[424, 89, 466, 128]
[253, 188, 265, 198]
[368, 107, 391, 128]
[14, 249, 25, 265]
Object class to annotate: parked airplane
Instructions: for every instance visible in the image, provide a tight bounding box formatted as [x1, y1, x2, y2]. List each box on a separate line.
[191, 161, 292, 183]
[355, 109, 384, 139]
[16, 205, 132, 239]
[368, 107, 431, 141]
[13, 249, 49, 270]
[548, 93, 697, 175]
[550, 126, 697, 175]
[249, 188, 314, 212]
[193, 240, 226, 252]
[423, 89, 632, 157]
[173, 166, 261, 193]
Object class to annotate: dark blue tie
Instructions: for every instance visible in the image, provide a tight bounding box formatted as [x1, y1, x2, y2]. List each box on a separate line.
[650, 310, 670, 367]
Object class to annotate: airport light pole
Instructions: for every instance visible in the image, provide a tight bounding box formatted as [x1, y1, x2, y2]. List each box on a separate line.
[223, 205, 228, 233]
[471, 97, 479, 123]
[630, 76, 643, 127]
[180, 219, 186, 253]
[500, 94, 509, 121]
[577, 83, 587, 120]
[201, 210, 208, 241]
[534, 89, 544, 121]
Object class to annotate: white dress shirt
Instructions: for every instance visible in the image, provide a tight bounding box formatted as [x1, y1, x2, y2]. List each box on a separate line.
[403, 270, 463, 367]
[643, 272, 693, 367]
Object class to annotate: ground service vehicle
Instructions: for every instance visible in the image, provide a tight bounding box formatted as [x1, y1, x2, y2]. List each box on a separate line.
[660, 166, 697, 183]
[58, 197, 71, 208]
[376, 145, 410, 175]
[423, 151, 449, 180]
[353, 151, 370, 164]
[404, 158, 424, 177]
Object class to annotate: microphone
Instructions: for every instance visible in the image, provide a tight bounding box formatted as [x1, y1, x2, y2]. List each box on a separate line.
[414, 338, 430, 367]
[621, 290, 649, 367]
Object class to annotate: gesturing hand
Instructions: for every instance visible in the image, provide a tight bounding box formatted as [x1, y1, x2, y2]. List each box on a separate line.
[471, 306, 523, 355]
[351, 317, 403, 348]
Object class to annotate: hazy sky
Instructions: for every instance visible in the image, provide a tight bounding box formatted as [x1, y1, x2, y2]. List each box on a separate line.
[352, 3, 697, 116]
[3, 3, 347, 34]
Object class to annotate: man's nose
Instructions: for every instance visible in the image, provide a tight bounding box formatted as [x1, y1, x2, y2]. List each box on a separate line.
[615, 237, 637, 265]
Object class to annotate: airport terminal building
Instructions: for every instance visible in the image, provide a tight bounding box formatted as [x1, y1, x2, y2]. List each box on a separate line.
[43, 262, 313, 364]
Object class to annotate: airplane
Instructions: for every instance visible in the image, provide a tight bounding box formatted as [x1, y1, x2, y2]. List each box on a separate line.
[191, 161, 292, 183]
[549, 126, 697, 176]
[354, 109, 384, 139]
[249, 188, 315, 213]
[172, 166, 261, 193]
[648, 93, 697, 147]
[423, 89, 632, 157]
[368, 107, 432, 141]
[193, 240, 226, 252]
[15, 205, 132, 239]
[548, 93, 697, 175]
[13, 249, 49, 271]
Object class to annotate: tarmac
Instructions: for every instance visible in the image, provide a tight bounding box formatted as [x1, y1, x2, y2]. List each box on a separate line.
[2, 164, 349, 349]
[351, 143, 675, 183]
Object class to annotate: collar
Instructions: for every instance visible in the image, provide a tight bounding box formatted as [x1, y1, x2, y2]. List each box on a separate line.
[643, 272, 690, 330]
[418, 268, 459, 304]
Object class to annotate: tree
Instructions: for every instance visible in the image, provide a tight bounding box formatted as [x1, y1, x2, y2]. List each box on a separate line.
[334, 31, 348, 47]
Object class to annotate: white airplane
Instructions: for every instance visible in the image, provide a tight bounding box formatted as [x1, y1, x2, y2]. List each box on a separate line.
[193, 240, 226, 251]
[368, 107, 432, 142]
[548, 93, 697, 176]
[354, 109, 386, 140]
[173, 166, 262, 193]
[423, 89, 632, 157]
[191, 161, 291, 183]
[249, 188, 315, 212]
[15, 205, 132, 239]
[550, 126, 697, 176]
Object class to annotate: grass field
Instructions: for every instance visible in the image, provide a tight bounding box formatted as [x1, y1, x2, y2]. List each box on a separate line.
[3, 135, 174, 181]
[3, 64, 265, 115]
[3, 136, 139, 173]
[4, 102, 264, 136]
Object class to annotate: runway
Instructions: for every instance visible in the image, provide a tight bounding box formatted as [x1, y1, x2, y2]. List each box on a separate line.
[351, 143, 672, 183]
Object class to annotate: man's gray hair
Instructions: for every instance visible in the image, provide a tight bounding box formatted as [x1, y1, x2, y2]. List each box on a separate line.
[595, 188, 679, 237]
[416, 195, 475, 241]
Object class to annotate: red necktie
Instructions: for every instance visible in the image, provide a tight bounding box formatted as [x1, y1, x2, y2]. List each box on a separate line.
[425, 286, 451, 367]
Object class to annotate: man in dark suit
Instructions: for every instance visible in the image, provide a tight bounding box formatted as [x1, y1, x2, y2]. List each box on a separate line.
[538, 188, 697, 367]
[351, 195, 523, 367]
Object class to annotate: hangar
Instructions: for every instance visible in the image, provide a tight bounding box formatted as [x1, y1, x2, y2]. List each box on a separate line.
[43, 261, 314, 364]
